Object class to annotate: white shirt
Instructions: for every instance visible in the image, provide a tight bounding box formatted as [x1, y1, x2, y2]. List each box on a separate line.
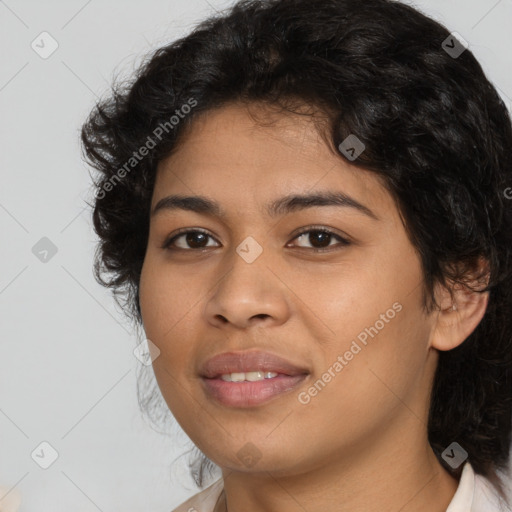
[171, 462, 512, 512]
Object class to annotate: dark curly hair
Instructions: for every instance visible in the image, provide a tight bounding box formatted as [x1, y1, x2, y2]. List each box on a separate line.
[81, 0, 512, 503]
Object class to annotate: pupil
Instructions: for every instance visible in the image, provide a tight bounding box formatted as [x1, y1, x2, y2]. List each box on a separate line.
[187, 232, 207, 248]
[310, 231, 330, 247]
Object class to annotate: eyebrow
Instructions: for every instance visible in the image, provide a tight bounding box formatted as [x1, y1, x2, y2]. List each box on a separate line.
[151, 191, 379, 221]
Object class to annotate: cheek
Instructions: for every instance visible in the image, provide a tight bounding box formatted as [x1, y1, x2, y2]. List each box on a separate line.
[296, 293, 430, 446]
[300, 251, 430, 393]
[289, 258, 394, 345]
[140, 254, 194, 331]
[139, 258, 202, 417]
[139, 257, 194, 363]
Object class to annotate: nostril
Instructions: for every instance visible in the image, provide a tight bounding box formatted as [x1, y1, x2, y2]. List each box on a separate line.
[252, 314, 269, 320]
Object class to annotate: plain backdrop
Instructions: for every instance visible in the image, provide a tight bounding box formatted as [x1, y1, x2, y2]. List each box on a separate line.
[1, 1, 511, 511]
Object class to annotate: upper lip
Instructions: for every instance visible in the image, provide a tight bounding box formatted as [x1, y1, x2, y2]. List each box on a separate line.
[200, 350, 310, 379]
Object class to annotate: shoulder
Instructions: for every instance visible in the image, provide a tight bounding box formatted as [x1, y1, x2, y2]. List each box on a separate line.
[0, 485, 22, 512]
[171, 478, 224, 512]
[446, 462, 512, 512]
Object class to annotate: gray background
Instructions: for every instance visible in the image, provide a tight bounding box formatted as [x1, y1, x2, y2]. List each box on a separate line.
[1, 0, 511, 511]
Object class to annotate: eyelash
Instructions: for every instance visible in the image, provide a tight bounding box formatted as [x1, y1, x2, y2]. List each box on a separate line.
[161, 226, 351, 253]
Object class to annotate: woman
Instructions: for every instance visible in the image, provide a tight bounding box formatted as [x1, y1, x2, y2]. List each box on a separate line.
[81, 0, 512, 510]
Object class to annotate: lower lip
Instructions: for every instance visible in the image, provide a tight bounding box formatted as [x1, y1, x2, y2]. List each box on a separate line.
[201, 374, 308, 408]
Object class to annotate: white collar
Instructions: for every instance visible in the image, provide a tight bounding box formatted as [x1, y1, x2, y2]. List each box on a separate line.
[447, 461, 511, 511]
[446, 462, 476, 511]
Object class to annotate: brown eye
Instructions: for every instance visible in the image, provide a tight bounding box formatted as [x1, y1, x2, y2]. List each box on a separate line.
[300, 231, 332, 248]
[162, 230, 219, 250]
[290, 228, 351, 252]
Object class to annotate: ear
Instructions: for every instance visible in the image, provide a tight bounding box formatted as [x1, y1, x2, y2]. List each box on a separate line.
[429, 258, 490, 351]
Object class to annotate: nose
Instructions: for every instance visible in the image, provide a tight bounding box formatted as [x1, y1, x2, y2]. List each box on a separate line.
[203, 245, 290, 330]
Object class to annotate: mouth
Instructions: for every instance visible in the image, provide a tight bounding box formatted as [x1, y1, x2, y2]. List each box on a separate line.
[201, 373, 309, 408]
[199, 350, 310, 408]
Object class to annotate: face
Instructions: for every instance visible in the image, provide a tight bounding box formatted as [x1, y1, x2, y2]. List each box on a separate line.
[139, 102, 439, 475]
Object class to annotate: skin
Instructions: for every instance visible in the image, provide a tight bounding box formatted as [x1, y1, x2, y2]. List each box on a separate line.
[139, 102, 489, 512]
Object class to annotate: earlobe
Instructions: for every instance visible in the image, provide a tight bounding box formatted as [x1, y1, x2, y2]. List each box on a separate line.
[429, 267, 490, 352]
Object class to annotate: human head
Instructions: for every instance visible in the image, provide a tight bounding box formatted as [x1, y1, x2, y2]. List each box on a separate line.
[81, 0, 512, 502]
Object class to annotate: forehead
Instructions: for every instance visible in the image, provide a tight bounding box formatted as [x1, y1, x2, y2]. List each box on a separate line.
[161, 101, 331, 172]
[153, 102, 394, 220]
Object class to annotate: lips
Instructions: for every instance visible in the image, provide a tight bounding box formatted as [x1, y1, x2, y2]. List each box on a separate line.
[200, 350, 309, 379]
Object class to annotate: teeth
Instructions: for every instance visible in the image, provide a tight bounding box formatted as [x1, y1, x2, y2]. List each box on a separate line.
[220, 371, 279, 382]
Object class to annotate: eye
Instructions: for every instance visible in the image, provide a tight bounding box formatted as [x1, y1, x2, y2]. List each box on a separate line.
[287, 227, 351, 252]
[162, 229, 220, 250]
